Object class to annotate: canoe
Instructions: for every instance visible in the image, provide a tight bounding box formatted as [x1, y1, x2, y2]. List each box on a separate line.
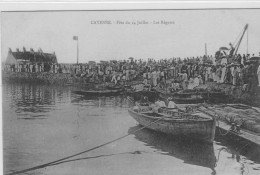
[128, 108, 216, 143]
[73, 88, 124, 96]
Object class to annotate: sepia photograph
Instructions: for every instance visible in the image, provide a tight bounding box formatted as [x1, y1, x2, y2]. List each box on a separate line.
[1, 2, 260, 175]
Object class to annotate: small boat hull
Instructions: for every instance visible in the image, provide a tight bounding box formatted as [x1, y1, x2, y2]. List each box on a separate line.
[128, 109, 216, 143]
[128, 90, 158, 102]
[156, 88, 226, 104]
[73, 88, 124, 96]
[159, 93, 205, 104]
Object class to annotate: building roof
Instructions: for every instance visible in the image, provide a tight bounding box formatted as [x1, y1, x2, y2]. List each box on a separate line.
[6, 50, 57, 64]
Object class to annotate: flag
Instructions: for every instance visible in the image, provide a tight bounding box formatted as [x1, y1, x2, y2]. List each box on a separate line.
[73, 36, 78, 40]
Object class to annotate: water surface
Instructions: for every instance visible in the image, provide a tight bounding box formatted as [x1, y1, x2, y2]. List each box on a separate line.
[2, 82, 260, 175]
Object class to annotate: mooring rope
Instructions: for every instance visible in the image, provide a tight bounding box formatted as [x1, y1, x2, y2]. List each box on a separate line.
[127, 96, 135, 105]
[198, 105, 231, 136]
[6, 113, 165, 175]
[216, 119, 231, 136]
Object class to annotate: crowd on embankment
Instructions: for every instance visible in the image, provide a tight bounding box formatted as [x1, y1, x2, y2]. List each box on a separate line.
[3, 53, 260, 92]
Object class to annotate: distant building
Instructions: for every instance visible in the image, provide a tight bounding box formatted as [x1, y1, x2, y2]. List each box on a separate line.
[5, 47, 58, 64]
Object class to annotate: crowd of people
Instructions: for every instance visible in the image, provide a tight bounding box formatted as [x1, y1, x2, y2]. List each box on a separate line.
[3, 52, 260, 92]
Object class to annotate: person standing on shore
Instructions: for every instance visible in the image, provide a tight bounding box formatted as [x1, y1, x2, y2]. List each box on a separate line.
[220, 64, 226, 83]
[111, 71, 117, 84]
[167, 97, 177, 109]
[147, 71, 151, 81]
[152, 70, 157, 87]
[257, 63, 260, 86]
[247, 62, 257, 92]
[126, 69, 129, 81]
[233, 66, 238, 85]
[193, 75, 200, 87]
[180, 71, 188, 89]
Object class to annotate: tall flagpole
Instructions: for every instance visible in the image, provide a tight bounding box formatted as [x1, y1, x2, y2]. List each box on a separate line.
[77, 39, 79, 64]
[73, 36, 79, 64]
[205, 43, 208, 57]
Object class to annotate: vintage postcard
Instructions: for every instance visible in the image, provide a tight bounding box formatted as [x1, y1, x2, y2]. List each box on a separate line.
[1, 1, 260, 175]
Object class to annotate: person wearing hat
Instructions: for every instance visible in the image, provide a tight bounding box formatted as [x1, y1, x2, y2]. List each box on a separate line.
[143, 78, 148, 86]
[257, 63, 260, 86]
[152, 98, 166, 113]
[198, 75, 203, 85]
[220, 64, 227, 83]
[215, 65, 222, 83]
[193, 75, 200, 87]
[155, 98, 166, 108]
[179, 71, 188, 90]
[167, 97, 177, 109]
[171, 80, 180, 92]
[139, 96, 149, 106]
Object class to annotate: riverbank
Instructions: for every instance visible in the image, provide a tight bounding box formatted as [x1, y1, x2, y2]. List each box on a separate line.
[2, 71, 260, 107]
[2, 71, 86, 85]
[197, 82, 260, 107]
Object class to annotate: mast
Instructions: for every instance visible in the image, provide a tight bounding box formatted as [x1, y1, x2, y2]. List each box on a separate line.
[246, 27, 249, 55]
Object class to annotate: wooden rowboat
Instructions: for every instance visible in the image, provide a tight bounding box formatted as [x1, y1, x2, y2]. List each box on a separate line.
[156, 88, 226, 104]
[159, 93, 204, 104]
[73, 88, 124, 96]
[127, 90, 158, 102]
[128, 108, 216, 143]
[154, 88, 205, 104]
[128, 125, 217, 172]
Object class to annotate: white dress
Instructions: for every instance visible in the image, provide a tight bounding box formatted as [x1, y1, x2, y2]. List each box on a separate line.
[193, 77, 200, 87]
[257, 65, 260, 86]
[168, 101, 177, 108]
[220, 67, 226, 83]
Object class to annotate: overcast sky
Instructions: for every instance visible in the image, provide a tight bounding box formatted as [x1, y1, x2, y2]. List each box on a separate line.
[1, 9, 260, 63]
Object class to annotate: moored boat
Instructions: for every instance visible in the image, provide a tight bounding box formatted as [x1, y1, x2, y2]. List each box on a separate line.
[128, 125, 217, 172]
[128, 90, 158, 102]
[73, 88, 124, 96]
[156, 88, 205, 104]
[155, 87, 226, 104]
[128, 107, 216, 143]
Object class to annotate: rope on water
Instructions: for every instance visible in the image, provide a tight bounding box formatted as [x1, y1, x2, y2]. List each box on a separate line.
[6, 114, 165, 175]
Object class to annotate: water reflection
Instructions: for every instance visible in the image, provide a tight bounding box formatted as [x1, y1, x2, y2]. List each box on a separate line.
[71, 95, 132, 108]
[3, 83, 71, 119]
[128, 125, 217, 174]
[216, 147, 249, 175]
[3, 82, 260, 175]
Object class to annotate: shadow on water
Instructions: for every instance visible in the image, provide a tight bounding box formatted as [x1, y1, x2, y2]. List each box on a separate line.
[128, 125, 217, 174]
[215, 135, 260, 163]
